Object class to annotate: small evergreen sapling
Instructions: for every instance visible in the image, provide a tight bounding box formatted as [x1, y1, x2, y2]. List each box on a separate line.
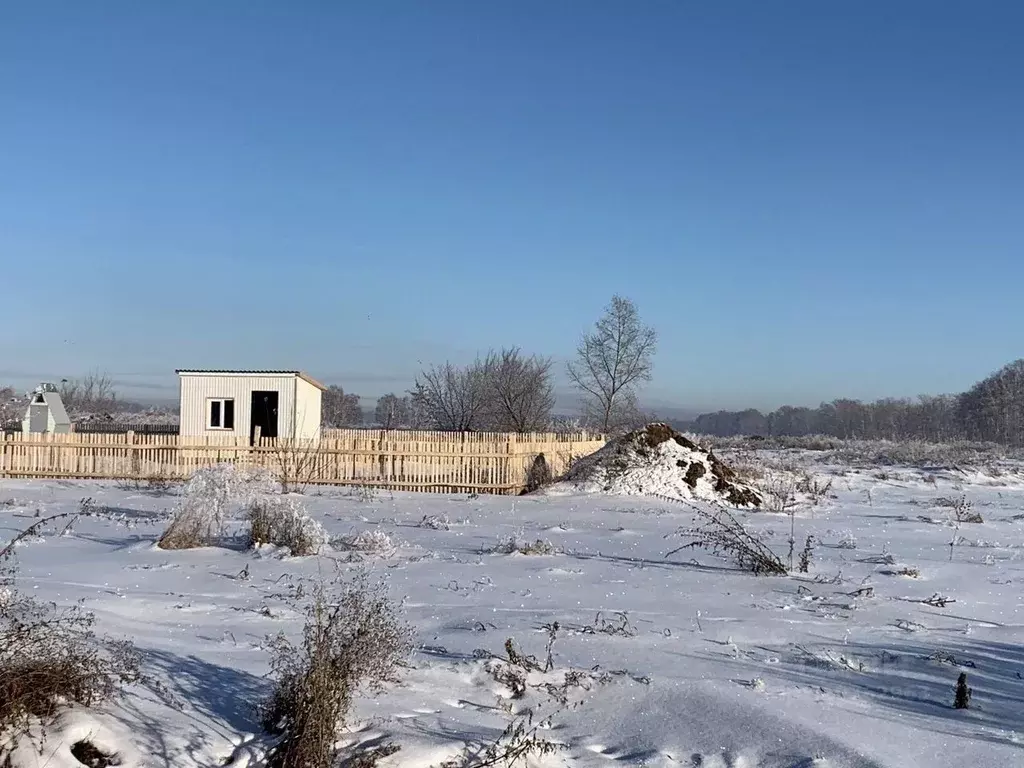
[954, 672, 972, 709]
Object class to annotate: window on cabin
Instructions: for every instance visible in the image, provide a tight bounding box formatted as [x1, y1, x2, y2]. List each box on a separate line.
[208, 398, 235, 429]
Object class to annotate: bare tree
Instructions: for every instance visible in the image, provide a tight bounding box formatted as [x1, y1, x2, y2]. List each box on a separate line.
[411, 359, 493, 431]
[321, 385, 363, 428]
[959, 359, 1024, 446]
[0, 386, 22, 427]
[374, 393, 411, 429]
[486, 348, 556, 433]
[407, 395, 430, 429]
[567, 296, 657, 434]
[59, 371, 118, 419]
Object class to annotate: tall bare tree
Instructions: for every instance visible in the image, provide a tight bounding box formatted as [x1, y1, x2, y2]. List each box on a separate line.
[374, 393, 411, 429]
[567, 295, 657, 434]
[411, 359, 494, 431]
[486, 348, 556, 433]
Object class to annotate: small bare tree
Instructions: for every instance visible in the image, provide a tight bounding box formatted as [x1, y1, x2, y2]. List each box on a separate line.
[486, 348, 556, 433]
[411, 359, 494, 431]
[567, 295, 657, 434]
[374, 393, 411, 429]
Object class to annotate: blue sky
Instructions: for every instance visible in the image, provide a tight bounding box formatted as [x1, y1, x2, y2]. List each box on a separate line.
[2, 2, 1022, 413]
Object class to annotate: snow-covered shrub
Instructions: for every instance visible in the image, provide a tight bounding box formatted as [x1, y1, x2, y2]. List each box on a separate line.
[0, 561, 139, 762]
[159, 464, 277, 550]
[796, 473, 834, 504]
[416, 513, 450, 530]
[247, 498, 328, 557]
[488, 532, 558, 556]
[758, 471, 797, 513]
[336, 529, 396, 557]
[523, 454, 554, 493]
[727, 459, 766, 484]
[836, 531, 858, 550]
[261, 573, 412, 768]
[936, 494, 983, 523]
[352, 485, 379, 503]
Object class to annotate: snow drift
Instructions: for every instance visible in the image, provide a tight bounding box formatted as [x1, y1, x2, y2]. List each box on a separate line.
[543, 423, 762, 507]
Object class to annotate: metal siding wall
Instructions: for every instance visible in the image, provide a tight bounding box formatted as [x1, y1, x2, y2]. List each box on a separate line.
[178, 375, 297, 438]
[294, 379, 323, 439]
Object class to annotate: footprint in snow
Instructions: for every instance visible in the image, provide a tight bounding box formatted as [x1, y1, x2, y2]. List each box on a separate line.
[587, 745, 674, 763]
[586, 744, 618, 759]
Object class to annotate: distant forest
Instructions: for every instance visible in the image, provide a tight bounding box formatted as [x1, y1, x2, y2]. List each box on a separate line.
[687, 359, 1024, 447]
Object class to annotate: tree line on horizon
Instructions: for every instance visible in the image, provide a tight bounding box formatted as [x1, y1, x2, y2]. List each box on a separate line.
[11, 307, 1019, 447]
[687, 359, 1024, 447]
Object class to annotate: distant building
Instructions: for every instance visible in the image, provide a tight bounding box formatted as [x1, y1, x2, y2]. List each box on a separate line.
[22, 383, 72, 434]
[175, 370, 325, 441]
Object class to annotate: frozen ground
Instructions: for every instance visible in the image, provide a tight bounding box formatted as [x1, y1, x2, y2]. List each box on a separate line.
[2, 453, 1024, 767]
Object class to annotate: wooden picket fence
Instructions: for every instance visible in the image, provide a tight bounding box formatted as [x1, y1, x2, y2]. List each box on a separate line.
[0, 430, 605, 494]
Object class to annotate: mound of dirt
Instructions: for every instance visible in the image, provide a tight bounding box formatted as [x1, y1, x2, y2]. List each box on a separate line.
[542, 423, 762, 507]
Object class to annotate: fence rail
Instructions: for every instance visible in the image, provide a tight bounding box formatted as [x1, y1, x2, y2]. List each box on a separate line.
[1, 423, 180, 435]
[0, 430, 605, 494]
[73, 422, 180, 435]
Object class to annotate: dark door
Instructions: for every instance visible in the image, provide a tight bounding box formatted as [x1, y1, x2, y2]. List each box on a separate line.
[250, 391, 279, 443]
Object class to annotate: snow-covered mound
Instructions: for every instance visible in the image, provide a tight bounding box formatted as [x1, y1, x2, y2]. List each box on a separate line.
[544, 423, 762, 507]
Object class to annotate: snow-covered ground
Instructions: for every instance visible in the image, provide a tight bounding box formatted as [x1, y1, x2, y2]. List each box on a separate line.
[2, 453, 1024, 767]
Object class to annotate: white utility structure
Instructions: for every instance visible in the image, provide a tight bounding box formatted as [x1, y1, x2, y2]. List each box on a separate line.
[22, 383, 72, 434]
[176, 370, 325, 442]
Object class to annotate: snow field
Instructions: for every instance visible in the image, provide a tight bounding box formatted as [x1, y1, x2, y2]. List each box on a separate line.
[1, 454, 1023, 767]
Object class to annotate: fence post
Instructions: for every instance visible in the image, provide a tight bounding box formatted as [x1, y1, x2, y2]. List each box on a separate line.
[506, 435, 514, 494]
[126, 430, 136, 479]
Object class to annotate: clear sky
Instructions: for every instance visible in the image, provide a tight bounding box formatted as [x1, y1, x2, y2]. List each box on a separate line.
[2, 2, 1022, 413]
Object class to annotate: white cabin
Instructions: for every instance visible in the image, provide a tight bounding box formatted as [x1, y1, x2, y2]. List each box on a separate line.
[22, 384, 72, 434]
[176, 370, 325, 441]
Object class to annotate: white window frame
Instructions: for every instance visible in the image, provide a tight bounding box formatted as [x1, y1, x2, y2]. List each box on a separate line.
[207, 397, 235, 430]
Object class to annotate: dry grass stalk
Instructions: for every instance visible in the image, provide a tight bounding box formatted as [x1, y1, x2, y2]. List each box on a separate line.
[271, 439, 328, 493]
[667, 501, 786, 576]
